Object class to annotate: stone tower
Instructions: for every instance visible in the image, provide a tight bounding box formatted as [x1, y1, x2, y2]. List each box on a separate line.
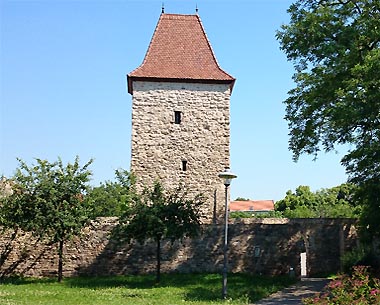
[127, 13, 235, 222]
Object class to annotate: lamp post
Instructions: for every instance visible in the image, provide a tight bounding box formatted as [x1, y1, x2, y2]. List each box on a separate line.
[218, 168, 237, 300]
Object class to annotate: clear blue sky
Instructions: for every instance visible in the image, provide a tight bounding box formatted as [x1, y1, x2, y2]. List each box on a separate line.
[0, 0, 348, 201]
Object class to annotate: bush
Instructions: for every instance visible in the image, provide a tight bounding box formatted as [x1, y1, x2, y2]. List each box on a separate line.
[341, 245, 370, 273]
[303, 266, 380, 305]
[341, 246, 380, 275]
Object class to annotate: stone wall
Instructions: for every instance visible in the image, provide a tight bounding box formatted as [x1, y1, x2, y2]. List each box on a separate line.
[130, 81, 232, 221]
[0, 218, 358, 278]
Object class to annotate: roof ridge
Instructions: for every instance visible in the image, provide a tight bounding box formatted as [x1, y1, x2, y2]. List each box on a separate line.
[232, 200, 275, 202]
[162, 13, 198, 17]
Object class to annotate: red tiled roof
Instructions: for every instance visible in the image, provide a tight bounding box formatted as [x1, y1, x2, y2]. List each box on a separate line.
[230, 200, 275, 212]
[128, 13, 235, 94]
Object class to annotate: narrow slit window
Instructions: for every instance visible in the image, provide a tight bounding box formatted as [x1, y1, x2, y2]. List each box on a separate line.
[182, 160, 187, 171]
[174, 111, 182, 124]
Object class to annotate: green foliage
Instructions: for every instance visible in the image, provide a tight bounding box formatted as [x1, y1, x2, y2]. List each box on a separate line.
[0, 157, 93, 282]
[88, 169, 136, 217]
[276, 0, 380, 161]
[282, 205, 320, 218]
[231, 184, 360, 219]
[116, 181, 205, 282]
[0, 273, 296, 304]
[118, 181, 205, 244]
[1, 157, 93, 238]
[254, 211, 285, 218]
[354, 180, 380, 242]
[275, 184, 361, 218]
[230, 211, 284, 219]
[341, 245, 374, 273]
[276, 1, 380, 232]
[303, 266, 380, 304]
[229, 211, 254, 218]
[234, 197, 250, 201]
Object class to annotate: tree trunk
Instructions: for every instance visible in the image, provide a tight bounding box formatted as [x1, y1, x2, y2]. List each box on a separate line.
[58, 240, 64, 283]
[156, 238, 161, 283]
[0, 228, 19, 278]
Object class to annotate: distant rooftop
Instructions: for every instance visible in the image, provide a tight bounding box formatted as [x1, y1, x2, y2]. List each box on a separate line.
[128, 13, 235, 94]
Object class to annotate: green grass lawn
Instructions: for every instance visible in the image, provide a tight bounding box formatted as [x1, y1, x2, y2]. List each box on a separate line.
[0, 273, 296, 305]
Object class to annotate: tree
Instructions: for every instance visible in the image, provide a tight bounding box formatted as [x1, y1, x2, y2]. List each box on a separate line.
[116, 182, 205, 283]
[88, 169, 136, 217]
[276, 1, 380, 232]
[354, 179, 380, 241]
[275, 184, 360, 218]
[234, 197, 250, 201]
[276, 186, 318, 217]
[1, 157, 93, 282]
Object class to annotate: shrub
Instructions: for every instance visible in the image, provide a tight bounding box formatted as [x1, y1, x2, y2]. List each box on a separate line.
[341, 246, 380, 275]
[303, 266, 380, 305]
[341, 245, 371, 273]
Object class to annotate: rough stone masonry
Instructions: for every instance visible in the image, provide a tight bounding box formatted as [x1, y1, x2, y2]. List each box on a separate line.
[0, 218, 358, 278]
[130, 81, 232, 221]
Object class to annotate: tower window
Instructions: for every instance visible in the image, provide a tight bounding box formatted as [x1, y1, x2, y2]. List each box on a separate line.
[174, 111, 182, 124]
[182, 160, 187, 171]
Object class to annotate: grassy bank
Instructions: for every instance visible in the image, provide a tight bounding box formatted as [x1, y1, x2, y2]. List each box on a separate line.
[0, 273, 296, 305]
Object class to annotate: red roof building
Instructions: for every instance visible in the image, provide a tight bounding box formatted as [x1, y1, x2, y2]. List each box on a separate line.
[230, 200, 275, 213]
[127, 13, 235, 94]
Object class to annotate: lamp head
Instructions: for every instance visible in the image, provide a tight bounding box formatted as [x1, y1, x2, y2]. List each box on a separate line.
[218, 168, 237, 186]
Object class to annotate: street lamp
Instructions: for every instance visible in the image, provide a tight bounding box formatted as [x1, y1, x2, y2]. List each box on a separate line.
[218, 168, 237, 300]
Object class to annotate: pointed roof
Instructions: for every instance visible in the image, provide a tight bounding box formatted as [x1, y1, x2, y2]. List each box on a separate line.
[127, 13, 235, 94]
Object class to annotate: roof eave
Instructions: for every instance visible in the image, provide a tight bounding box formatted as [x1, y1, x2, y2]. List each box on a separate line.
[127, 75, 235, 95]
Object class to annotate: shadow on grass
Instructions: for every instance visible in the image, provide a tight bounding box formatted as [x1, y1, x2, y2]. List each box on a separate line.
[0, 274, 157, 288]
[65, 273, 221, 289]
[184, 286, 221, 302]
[66, 274, 157, 289]
[0, 276, 57, 285]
